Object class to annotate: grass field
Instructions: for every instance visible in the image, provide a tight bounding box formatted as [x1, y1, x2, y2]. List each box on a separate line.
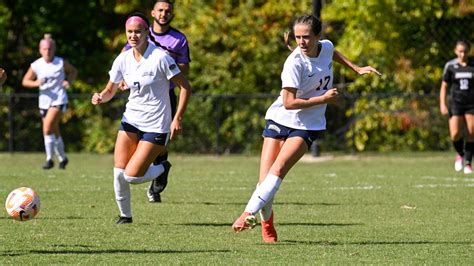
[0, 152, 473, 264]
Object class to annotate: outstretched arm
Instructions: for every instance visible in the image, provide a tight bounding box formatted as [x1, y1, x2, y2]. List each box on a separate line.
[333, 49, 381, 76]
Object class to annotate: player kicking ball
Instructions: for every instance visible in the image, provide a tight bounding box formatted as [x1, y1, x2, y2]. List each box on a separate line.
[232, 14, 381, 242]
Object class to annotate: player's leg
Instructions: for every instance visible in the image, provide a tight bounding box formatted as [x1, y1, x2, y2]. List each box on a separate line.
[51, 105, 68, 169]
[449, 115, 465, 172]
[113, 129, 139, 224]
[123, 131, 169, 184]
[233, 137, 307, 234]
[41, 107, 61, 169]
[257, 137, 283, 241]
[148, 89, 177, 202]
[463, 113, 474, 174]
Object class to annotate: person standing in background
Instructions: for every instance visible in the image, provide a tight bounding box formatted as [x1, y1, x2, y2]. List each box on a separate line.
[439, 40, 474, 174]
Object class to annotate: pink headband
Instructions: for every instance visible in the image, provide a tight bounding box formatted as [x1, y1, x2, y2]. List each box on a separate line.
[39, 38, 55, 49]
[125, 16, 148, 29]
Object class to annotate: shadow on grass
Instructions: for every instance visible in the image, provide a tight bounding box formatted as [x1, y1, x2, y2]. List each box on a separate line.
[174, 222, 361, 227]
[1, 248, 231, 257]
[166, 201, 339, 206]
[278, 240, 473, 246]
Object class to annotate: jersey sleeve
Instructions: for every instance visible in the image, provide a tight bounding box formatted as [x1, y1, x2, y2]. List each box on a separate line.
[108, 55, 124, 84]
[281, 57, 302, 89]
[174, 37, 191, 64]
[442, 63, 452, 83]
[159, 53, 181, 80]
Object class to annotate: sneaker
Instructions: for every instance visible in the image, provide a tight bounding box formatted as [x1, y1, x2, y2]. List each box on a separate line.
[232, 212, 257, 232]
[261, 212, 277, 243]
[42, 160, 54, 170]
[454, 155, 463, 172]
[147, 183, 162, 203]
[464, 164, 473, 174]
[59, 157, 68, 170]
[116, 216, 133, 224]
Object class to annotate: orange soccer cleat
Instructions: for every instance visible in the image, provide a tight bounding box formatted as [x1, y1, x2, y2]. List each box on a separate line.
[261, 212, 277, 243]
[232, 212, 257, 232]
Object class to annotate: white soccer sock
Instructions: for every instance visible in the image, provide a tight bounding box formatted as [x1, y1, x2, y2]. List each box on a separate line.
[244, 174, 282, 215]
[255, 183, 274, 221]
[123, 164, 165, 184]
[114, 168, 132, 218]
[54, 136, 66, 161]
[44, 134, 56, 161]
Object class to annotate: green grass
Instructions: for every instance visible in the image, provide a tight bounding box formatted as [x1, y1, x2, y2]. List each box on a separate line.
[0, 152, 473, 264]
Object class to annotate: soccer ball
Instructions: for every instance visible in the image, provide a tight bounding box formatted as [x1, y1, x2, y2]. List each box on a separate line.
[5, 187, 40, 221]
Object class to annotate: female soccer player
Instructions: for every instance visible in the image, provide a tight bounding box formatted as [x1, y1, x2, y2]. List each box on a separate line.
[439, 40, 474, 174]
[232, 14, 381, 243]
[22, 34, 77, 170]
[91, 12, 191, 224]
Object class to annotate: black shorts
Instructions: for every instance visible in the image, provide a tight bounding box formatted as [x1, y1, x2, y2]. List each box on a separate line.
[119, 121, 169, 146]
[448, 100, 474, 117]
[169, 89, 177, 117]
[262, 120, 323, 149]
[39, 104, 68, 118]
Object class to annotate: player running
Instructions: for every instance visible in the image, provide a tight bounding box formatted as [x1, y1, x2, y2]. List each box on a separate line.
[232, 14, 381, 243]
[122, 0, 191, 203]
[22, 34, 77, 170]
[91, 12, 191, 224]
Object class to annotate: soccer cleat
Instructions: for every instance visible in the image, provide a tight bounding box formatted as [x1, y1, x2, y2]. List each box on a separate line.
[59, 157, 69, 170]
[42, 160, 54, 170]
[116, 216, 133, 224]
[147, 183, 162, 203]
[463, 164, 473, 174]
[454, 155, 463, 172]
[232, 212, 257, 232]
[261, 212, 277, 243]
[152, 161, 172, 194]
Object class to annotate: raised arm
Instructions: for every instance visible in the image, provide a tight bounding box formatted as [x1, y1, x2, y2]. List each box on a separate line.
[333, 49, 381, 76]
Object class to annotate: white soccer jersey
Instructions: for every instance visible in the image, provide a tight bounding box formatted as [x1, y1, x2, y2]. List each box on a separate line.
[265, 39, 334, 130]
[109, 43, 181, 133]
[30, 56, 68, 109]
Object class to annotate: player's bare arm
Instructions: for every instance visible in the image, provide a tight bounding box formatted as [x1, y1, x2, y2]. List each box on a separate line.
[282, 87, 339, 110]
[91, 81, 119, 105]
[169, 73, 192, 140]
[333, 49, 381, 76]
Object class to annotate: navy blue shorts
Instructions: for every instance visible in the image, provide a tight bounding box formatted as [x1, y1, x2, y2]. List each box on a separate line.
[119, 121, 169, 146]
[39, 104, 68, 118]
[262, 120, 322, 149]
[448, 103, 474, 117]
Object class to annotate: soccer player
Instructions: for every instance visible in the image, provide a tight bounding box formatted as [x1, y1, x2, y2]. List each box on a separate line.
[231, 14, 381, 243]
[91, 12, 191, 224]
[22, 34, 77, 170]
[439, 40, 474, 174]
[122, 0, 191, 203]
[0, 68, 6, 88]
